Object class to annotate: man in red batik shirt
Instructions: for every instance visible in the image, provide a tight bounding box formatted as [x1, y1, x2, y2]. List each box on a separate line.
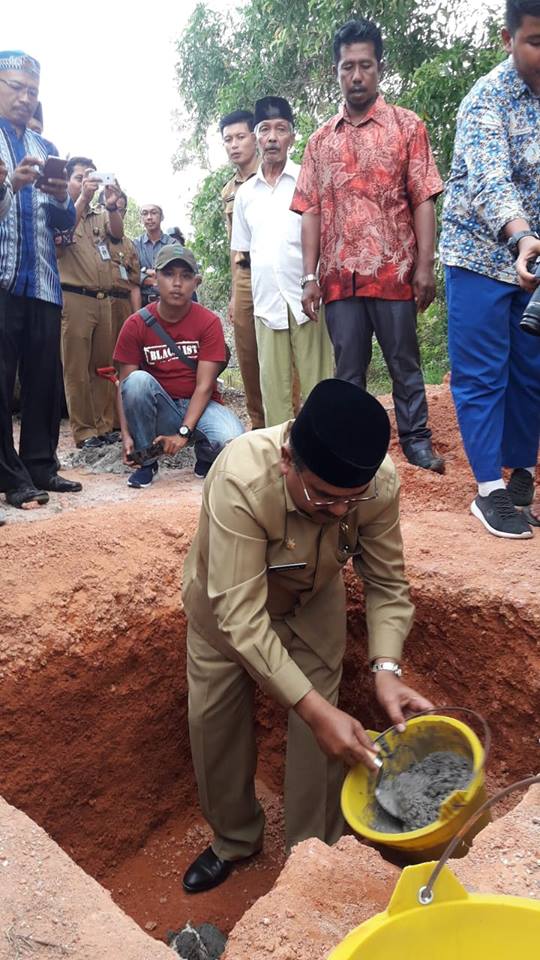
[291, 18, 445, 472]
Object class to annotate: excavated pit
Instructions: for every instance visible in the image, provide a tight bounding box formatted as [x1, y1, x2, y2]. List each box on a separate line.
[1, 386, 539, 943]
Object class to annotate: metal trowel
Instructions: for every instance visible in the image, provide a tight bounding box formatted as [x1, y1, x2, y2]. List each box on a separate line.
[373, 755, 402, 821]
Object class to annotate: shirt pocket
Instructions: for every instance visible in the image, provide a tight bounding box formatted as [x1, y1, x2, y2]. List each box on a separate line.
[286, 210, 302, 245]
[336, 522, 362, 565]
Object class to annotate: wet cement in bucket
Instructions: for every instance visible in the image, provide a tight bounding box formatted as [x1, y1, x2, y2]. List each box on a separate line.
[373, 751, 473, 833]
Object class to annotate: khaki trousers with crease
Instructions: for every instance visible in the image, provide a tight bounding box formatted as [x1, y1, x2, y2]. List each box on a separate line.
[187, 621, 345, 860]
[233, 268, 265, 430]
[61, 291, 114, 444]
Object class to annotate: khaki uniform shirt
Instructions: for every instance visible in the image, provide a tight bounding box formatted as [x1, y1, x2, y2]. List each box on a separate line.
[57, 207, 114, 291]
[222, 162, 258, 273]
[183, 423, 414, 710]
[108, 236, 140, 294]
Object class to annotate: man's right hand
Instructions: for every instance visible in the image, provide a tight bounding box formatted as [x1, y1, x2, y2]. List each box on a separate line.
[301, 279, 322, 322]
[516, 235, 540, 291]
[143, 269, 156, 286]
[295, 689, 380, 770]
[81, 170, 100, 204]
[122, 434, 135, 465]
[11, 155, 42, 192]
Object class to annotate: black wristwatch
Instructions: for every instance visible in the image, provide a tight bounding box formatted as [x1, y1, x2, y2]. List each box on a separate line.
[507, 230, 540, 259]
[179, 424, 193, 439]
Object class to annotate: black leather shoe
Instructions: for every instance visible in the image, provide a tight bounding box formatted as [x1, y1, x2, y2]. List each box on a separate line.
[41, 475, 83, 493]
[403, 445, 445, 474]
[182, 847, 233, 893]
[77, 436, 106, 449]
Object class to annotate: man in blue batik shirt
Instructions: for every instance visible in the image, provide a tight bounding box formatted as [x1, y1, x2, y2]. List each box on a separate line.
[0, 50, 79, 518]
[440, 1, 540, 540]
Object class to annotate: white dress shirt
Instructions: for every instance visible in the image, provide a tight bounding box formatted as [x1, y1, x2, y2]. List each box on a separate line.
[231, 158, 307, 330]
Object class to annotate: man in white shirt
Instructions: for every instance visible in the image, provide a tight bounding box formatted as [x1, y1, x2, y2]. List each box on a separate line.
[231, 97, 333, 426]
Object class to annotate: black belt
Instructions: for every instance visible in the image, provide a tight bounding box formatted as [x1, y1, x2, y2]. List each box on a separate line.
[62, 284, 110, 300]
[111, 290, 130, 300]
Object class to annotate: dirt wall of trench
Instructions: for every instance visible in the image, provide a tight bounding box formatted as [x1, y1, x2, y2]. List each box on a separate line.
[0, 386, 538, 885]
[1, 504, 538, 884]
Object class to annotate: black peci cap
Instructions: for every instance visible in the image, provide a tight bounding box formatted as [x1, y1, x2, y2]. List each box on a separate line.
[254, 96, 294, 127]
[290, 379, 390, 488]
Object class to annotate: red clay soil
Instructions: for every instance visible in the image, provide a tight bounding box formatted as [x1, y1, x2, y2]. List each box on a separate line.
[0, 385, 539, 943]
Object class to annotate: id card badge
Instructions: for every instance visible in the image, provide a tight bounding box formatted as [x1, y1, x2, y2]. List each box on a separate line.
[97, 243, 111, 261]
[118, 264, 128, 281]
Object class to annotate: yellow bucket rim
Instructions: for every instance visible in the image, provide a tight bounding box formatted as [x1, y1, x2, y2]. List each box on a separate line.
[341, 714, 485, 842]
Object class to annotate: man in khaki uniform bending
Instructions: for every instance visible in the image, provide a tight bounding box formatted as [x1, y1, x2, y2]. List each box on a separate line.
[220, 108, 264, 429]
[182, 378, 432, 893]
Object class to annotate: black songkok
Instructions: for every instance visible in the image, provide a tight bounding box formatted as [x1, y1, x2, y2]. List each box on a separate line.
[254, 96, 294, 127]
[290, 379, 390, 488]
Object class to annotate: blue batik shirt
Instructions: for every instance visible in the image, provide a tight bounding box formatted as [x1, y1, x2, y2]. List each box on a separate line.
[440, 57, 540, 285]
[0, 119, 76, 305]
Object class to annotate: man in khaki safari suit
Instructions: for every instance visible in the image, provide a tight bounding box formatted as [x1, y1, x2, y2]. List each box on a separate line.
[181, 378, 432, 893]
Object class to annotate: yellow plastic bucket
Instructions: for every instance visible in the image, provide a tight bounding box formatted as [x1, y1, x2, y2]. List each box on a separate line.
[341, 715, 490, 859]
[329, 862, 540, 959]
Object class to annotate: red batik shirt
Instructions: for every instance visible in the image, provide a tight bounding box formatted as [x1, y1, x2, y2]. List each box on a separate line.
[291, 97, 443, 303]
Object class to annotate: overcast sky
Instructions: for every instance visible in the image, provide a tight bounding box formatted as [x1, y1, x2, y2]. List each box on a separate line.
[7, 0, 497, 236]
[5, 0, 239, 236]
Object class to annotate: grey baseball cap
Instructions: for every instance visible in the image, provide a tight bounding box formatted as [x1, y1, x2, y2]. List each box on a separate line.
[155, 244, 199, 273]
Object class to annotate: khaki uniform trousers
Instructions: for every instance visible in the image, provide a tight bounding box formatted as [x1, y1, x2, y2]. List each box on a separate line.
[233, 267, 265, 430]
[61, 291, 114, 445]
[187, 621, 345, 860]
[255, 307, 334, 427]
[105, 296, 132, 430]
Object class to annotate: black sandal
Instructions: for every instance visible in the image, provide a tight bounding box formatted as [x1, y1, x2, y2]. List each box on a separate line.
[5, 486, 49, 509]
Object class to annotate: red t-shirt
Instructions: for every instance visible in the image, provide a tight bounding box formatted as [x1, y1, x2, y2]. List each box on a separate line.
[291, 97, 443, 303]
[113, 301, 226, 403]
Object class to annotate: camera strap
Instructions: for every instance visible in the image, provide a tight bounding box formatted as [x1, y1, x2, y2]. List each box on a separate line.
[138, 306, 230, 375]
[138, 306, 197, 371]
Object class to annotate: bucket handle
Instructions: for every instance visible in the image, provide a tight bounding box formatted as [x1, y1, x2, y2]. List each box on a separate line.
[373, 706, 491, 779]
[418, 773, 540, 905]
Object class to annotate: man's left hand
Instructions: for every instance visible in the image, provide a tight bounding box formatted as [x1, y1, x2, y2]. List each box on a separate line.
[412, 262, 436, 313]
[38, 177, 68, 202]
[374, 671, 434, 732]
[104, 183, 122, 206]
[154, 434, 188, 456]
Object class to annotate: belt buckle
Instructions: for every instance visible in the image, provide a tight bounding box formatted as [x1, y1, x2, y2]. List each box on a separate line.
[96, 291, 105, 300]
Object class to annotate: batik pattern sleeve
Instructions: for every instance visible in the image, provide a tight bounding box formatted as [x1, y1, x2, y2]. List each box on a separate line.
[290, 138, 321, 214]
[353, 469, 414, 661]
[205, 471, 313, 708]
[0, 179, 13, 219]
[456, 94, 527, 238]
[405, 120, 444, 209]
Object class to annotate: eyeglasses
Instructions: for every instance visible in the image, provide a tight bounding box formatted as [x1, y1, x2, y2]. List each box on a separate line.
[295, 467, 378, 507]
[0, 77, 39, 99]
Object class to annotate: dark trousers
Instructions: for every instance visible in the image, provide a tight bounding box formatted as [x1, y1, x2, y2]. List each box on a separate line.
[325, 296, 431, 449]
[0, 289, 62, 492]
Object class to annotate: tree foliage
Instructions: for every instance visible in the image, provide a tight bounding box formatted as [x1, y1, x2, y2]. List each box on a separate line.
[175, 0, 503, 372]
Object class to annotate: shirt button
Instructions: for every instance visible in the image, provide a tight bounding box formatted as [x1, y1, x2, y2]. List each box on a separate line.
[343, 544, 350, 553]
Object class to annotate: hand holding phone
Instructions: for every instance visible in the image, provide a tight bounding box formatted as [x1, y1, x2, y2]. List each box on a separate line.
[88, 171, 116, 186]
[34, 156, 67, 190]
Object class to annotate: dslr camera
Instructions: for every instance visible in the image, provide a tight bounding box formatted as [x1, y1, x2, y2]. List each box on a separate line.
[521, 258, 540, 336]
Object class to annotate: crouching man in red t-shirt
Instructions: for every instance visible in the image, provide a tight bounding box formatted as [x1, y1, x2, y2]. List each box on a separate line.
[113, 244, 244, 487]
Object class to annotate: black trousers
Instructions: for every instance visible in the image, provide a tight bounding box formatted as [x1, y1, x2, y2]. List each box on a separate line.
[0, 289, 62, 492]
[325, 296, 431, 449]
